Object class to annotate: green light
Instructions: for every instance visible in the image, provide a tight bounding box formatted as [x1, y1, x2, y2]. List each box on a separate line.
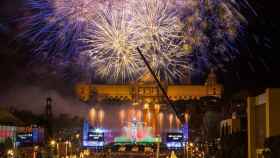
[114, 136, 162, 145]
[114, 136, 132, 144]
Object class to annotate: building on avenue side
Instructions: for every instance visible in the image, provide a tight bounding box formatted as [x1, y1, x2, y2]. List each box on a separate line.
[247, 88, 280, 158]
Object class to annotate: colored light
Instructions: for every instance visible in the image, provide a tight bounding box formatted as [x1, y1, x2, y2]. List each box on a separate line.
[166, 142, 184, 148]
[50, 140, 56, 146]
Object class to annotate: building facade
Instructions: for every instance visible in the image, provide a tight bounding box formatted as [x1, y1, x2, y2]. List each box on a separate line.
[76, 70, 223, 103]
[220, 118, 241, 137]
[247, 88, 280, 158]
[76, 70, 223, 136]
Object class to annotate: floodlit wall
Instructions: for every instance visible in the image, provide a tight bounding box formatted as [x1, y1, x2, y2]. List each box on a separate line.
[93, 85, 132, 101]
[220, 118, 241, 136]
[76, 71, 223, 102]
[247, 88, 280, 158]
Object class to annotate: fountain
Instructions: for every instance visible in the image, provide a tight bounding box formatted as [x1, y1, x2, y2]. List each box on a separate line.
[114, 118, 159, 144]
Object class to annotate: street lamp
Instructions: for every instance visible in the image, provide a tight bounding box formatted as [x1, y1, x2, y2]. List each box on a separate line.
[65, 140, 72, 158]
[7, 149, 14, 158]
[190, 142, 194, 147]
[50, 140, 58, 157]
[65, 141, 69, 158]
[33, 146, 39, 158]
[75, 134, 80, 139]
[83, 149, 90, 156]
[50, 140, 56, 147]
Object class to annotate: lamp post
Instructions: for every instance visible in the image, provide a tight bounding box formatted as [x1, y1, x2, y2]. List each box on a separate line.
[75, 133, 80, 156]
[189, 142, 194, 158]
[56, 143, 60, 158]
[50, 140, 56, 156]
[65, 140, 73, 158]
[155, 137, 161, 158]
[65, 141, 70, 158]
[33, 146, 39, 158]
[50, 140, 56, 147]
[7, 149, 14, 158]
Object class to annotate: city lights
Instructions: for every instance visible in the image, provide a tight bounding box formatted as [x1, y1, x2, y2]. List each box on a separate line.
[7, 149, 14, 157]
[50, 140, 56, 146]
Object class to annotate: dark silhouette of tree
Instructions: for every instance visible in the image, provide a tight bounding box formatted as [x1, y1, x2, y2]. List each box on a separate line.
[263, 135, 280, 158]
[3, 137, 13, 149]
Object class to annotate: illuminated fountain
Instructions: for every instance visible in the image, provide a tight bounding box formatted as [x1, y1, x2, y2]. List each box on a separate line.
[114, 103, 169, 144]
[114, 118, 158, 144]
[85, 102, 184, 146]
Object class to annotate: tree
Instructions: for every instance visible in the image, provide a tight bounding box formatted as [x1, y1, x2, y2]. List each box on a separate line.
[4, 137, 13, 149]
[203, 111, 221, 141]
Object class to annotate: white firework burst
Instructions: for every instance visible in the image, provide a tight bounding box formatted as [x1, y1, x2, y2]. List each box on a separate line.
[129, 0, 191, 81]
[82, 6, 144, 82]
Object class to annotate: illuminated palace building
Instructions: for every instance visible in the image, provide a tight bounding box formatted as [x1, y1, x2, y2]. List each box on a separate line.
[76, 70, 223, 136]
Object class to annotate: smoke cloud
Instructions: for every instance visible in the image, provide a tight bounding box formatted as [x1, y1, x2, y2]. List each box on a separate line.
[0, 84, 90, 117]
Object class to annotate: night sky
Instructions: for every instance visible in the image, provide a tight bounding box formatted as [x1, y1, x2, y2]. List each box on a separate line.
[0, 0, 280, 115]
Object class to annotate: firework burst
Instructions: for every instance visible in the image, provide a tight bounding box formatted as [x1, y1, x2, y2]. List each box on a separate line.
[129, 0, 192, 81]
[17, 0, 253, 82]
[82, 6, 144, 82]
[20, 0, 102, 57]
[181, 0, 249, 70]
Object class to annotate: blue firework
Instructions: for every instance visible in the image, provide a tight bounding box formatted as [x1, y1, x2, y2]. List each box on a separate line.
[19, 0, 102, 58]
